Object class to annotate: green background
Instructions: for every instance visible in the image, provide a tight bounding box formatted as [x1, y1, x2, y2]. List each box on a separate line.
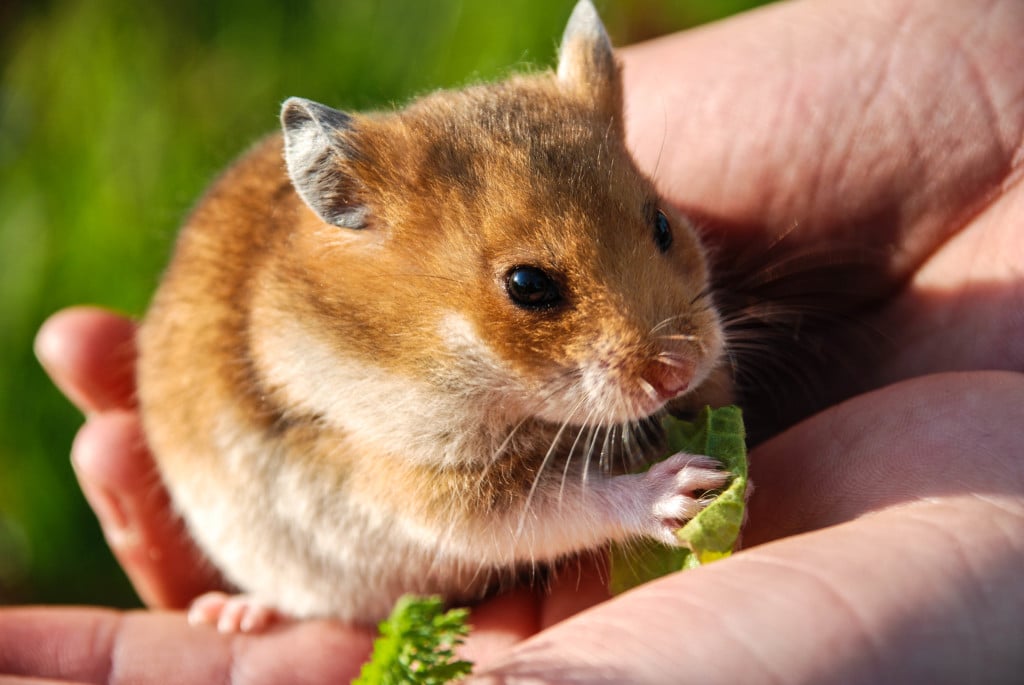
[0, 0, 772, 608]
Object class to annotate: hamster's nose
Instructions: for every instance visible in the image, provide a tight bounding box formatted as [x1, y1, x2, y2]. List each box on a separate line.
[642, 359, 693, 402]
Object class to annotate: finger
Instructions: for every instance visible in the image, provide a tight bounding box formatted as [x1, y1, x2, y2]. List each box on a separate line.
[472, 371, 1024, 682]
[473, 488, 1024, 685]
[743, 370, 1024, 546]
[461, 552, 613, 667]
[0, 607, 373, 685]
[0, 677, 90, 684]
[537, 553, 611, 629]
[461, 588, 540, 669]
[868, 186, 1024, 386]
[35, 307, 138, 413]
[71, 411, 223, 609]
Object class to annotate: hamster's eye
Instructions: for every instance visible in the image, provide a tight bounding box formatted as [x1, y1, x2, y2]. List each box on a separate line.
[653, 209, 673, 253]
[505, 266, 562, 309]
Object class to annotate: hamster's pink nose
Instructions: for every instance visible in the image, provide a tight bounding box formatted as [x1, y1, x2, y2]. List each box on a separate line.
[642, 359, 693, 402]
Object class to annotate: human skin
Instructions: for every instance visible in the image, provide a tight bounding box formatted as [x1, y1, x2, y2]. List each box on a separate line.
[8, 0, 1024, 682]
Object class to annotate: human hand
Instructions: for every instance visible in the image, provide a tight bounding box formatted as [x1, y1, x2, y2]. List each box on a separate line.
[623, 0, 1024, 399]
[31, 308, 224, 611]
[0, 556, 591, 683]
[475, 372, 1024, 683]
[10, 0, 1024, 682]
[473, 0, 1024, 681]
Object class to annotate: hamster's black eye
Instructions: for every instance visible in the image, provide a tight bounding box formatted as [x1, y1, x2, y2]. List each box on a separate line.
[653, 209, 673, 253]
[505, 266, 562, 309]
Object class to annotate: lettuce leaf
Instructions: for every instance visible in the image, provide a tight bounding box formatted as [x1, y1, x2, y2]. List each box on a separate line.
[608, 405, 748, 594]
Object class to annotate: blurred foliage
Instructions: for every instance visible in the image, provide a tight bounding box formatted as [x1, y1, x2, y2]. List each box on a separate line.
[0, 0, 772, 607]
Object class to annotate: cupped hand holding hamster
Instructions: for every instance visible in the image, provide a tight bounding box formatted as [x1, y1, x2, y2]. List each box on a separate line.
[23, 0, 1024, 681]
[137, 0, 732, 630]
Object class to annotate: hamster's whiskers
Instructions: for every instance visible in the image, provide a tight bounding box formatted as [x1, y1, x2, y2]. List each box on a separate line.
[580, 410, 606, 479]
[689, 284, 717, 308]
[651, 351, 690, 368]
[650, 314, 685, 336]
[658, 333, 700, 344]
[651, 315, 706, 354]
[558, 406, 597, 507]
[512, 391, 588, 544]
[474, 366, 583, 492]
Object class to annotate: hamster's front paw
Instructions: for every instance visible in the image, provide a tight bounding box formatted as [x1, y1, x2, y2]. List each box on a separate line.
[644, 454, 730, 544]
[188, 591, 284, 633]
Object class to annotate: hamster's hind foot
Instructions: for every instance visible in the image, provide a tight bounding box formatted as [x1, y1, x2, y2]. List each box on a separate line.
[187, 590, 284, 634]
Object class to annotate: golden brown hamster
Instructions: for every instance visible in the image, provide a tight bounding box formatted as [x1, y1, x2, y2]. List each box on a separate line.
[137, 0, 731, 631]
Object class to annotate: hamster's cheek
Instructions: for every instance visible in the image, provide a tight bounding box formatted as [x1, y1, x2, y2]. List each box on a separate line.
[434, 311, 517, 386]
[436, 310, 577, 418]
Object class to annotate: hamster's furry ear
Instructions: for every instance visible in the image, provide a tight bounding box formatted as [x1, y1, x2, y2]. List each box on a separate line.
[557, 0, 622, 124]
[281, 97, 368, 229]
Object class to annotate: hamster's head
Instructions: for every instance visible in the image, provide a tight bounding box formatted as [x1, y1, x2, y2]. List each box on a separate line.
[274, 1, 726, 437]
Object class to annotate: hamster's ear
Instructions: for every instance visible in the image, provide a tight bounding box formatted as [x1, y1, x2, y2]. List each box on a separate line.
[281, 97, 368, 229]
[557, 0, 621, 122]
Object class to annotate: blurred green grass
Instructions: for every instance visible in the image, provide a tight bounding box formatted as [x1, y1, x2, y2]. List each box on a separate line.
[0, 0, 772, 607]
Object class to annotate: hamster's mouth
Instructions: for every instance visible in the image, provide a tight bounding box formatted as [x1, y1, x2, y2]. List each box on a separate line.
[529, 369, 697, 430]
[584, 357, 708, 427]
[522, 329, 725, 430]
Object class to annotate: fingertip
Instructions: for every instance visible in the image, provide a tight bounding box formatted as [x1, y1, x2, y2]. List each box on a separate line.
[35, 306, 138, 413]
[71, 410, 152, 494]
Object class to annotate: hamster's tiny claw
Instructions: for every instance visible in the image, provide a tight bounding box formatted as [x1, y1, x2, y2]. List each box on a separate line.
[188, 590, 282, 634]
[644, 453, 730, 544]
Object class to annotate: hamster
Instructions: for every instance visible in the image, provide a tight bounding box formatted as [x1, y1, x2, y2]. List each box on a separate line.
[137, 0, 732, 630]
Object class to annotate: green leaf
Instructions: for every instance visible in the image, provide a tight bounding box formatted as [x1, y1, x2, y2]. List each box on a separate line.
[354, 595, 474, 685]
[609, 405, 748, 594]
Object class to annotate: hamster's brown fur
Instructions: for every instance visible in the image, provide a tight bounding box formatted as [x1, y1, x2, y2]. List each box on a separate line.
[138, 0, 731, 625]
